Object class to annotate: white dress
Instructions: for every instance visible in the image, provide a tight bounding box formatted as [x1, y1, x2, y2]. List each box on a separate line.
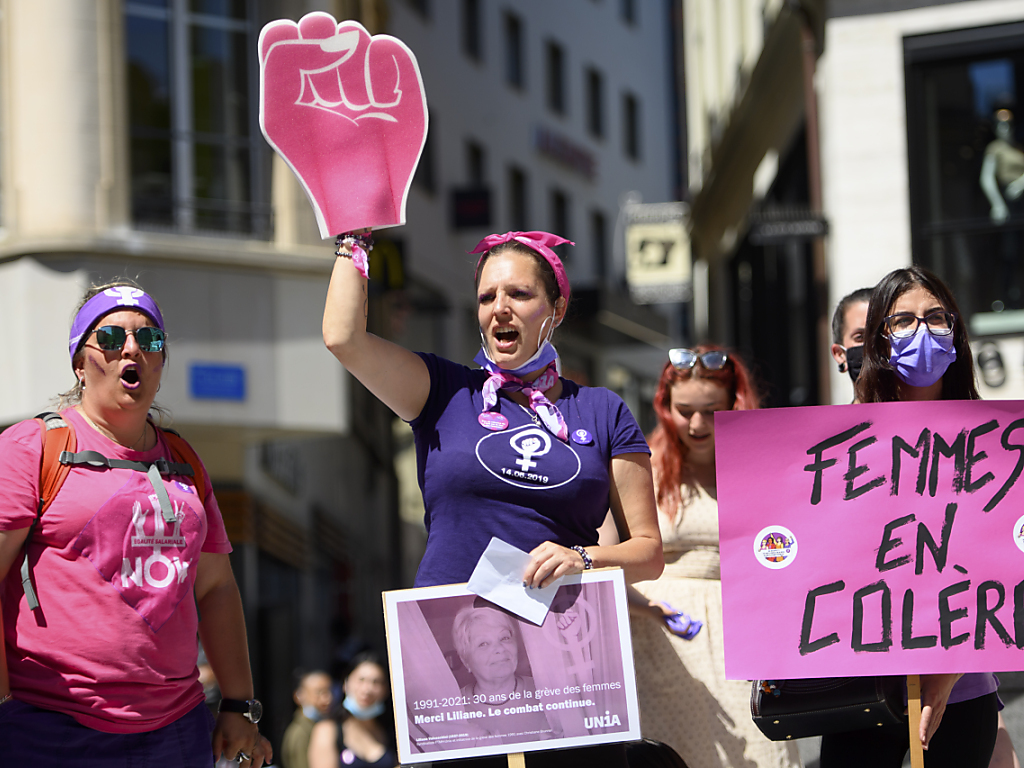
[631, 482, 803, 768]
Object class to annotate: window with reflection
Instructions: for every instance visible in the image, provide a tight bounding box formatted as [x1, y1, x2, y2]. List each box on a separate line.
[591, 209, 607, 279]
[550, 188, 570, 261]
[546, 41, 566, 115]
[125, 0, 268, 237]
[508, 166, 527, 230]
[623, 92, 640, 160]
[906, 22, 1024, 323]
[504, 12, 524, 89]
[586, 67, 604, 139]
[462, 0, 482, 62]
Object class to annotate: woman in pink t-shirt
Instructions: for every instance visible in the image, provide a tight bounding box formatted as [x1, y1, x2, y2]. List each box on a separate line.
[0, 280, 272, 767]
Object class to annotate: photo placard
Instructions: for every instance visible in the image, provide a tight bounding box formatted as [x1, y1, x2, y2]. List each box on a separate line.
[382, 569, 639, 764]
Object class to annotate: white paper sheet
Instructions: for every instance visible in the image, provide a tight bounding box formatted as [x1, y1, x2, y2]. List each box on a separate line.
[466, 537, 559, 625]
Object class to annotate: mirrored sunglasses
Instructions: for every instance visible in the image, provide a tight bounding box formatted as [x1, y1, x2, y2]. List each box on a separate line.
[668, 348, 729, 371]
[92, 325, 166, 353]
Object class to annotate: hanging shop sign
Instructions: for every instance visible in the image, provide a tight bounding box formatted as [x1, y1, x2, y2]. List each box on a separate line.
[624, 202, 690, 305]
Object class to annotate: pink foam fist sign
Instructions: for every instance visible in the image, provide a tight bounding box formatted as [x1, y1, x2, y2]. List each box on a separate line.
[259, 13, 428, 238]
[716, 400, 1024, 680]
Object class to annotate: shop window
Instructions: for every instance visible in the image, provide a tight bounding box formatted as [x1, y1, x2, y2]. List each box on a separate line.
[906, 22, 1024, 321]
[125, 0, 268, 237]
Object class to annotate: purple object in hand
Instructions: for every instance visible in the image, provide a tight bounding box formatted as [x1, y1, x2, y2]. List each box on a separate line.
[660, 602, 702, 640]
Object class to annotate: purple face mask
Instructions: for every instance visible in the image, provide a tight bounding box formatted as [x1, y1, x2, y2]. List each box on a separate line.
[888, 326, 957, 388]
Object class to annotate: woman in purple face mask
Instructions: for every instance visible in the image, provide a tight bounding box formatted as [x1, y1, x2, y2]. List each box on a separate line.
[854, 266, 977, 404]
[821, 266, 998, 768]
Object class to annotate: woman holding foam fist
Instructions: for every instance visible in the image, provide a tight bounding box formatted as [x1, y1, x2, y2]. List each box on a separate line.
[0, 280, 270, 767]
[324, 231, 663, 767]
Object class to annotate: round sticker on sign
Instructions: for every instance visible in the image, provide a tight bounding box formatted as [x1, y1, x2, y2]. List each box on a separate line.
[753, 526, 798, 569]
[1014, 514, 1024, 554]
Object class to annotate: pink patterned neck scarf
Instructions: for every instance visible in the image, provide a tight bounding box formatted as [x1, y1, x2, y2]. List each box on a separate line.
[481, 362, 568, 441]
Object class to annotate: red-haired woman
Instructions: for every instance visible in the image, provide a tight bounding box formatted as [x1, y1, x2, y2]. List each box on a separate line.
[622, 346, 801, 767]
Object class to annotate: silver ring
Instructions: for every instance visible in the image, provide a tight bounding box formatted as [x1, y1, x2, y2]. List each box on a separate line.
[236, 751, 251, 762]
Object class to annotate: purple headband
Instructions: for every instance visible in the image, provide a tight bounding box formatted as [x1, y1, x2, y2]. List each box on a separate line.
[69, 286, 165, 362]
[470, 231, 573, 300]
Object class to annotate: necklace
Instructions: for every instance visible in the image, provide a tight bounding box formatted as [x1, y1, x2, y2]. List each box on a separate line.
[515, 401, 542, 427]
[77, 407, 151, 451]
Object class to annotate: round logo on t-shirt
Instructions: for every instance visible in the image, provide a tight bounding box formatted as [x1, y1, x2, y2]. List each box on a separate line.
[476, 425, 581, 489]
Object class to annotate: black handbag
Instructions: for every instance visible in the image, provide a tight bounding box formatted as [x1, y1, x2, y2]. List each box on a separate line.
[750, 676, 906, 741]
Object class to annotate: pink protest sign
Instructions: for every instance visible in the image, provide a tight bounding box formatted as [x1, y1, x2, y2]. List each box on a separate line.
[259, 13, 428, 238]
[716, 399, 1024, 680]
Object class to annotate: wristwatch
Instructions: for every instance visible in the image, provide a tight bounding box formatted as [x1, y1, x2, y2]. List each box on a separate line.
[219, 698, 263, 724]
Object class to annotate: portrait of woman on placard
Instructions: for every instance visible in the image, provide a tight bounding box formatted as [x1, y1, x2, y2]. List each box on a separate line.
[451, 604, 556, 744]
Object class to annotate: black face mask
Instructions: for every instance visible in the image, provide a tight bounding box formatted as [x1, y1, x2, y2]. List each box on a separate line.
[845, 345, 864, 383]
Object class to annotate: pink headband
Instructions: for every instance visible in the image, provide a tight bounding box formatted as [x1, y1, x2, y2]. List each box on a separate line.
[470, 231, 573, 300]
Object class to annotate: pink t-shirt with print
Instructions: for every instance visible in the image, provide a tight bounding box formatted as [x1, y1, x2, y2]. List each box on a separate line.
[0, 408, 232, 733]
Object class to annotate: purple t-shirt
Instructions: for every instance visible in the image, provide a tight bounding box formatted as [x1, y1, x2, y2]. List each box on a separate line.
[948, 673, 998, 706]
[410, 353, 650, 587]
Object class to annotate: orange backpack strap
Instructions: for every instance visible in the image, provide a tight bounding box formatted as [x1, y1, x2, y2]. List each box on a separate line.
[161, 429, 209, 508]
[37, 411, 76, 514]
[22, 412, 77, 609]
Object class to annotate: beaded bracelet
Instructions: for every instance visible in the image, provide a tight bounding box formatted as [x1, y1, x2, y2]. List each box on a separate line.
[334, 231, 373, 279]
[570, 545, 593, 570]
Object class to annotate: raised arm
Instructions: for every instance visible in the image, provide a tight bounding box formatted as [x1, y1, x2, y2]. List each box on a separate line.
[524, 452, 664, 587]
[323, 247, 430, 422]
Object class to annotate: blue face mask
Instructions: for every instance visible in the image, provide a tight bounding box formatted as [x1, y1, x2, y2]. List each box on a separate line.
[343, 694, 385, 721]
[888, 325, 957, 388]
[476, 310, 561, 376]
[302, 705, 325, 723]
[474, 340, 560, 377]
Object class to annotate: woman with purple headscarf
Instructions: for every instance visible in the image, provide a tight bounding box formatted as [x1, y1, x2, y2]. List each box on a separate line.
[324, 231, 663, 767]
[0, 280, 271, 767]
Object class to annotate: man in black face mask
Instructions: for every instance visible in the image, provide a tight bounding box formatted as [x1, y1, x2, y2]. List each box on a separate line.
[830, 287, 872, 402]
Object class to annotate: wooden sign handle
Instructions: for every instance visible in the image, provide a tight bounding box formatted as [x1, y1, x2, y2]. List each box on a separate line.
[907, 674, 924, 768]
[507, 752, 526, 768]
